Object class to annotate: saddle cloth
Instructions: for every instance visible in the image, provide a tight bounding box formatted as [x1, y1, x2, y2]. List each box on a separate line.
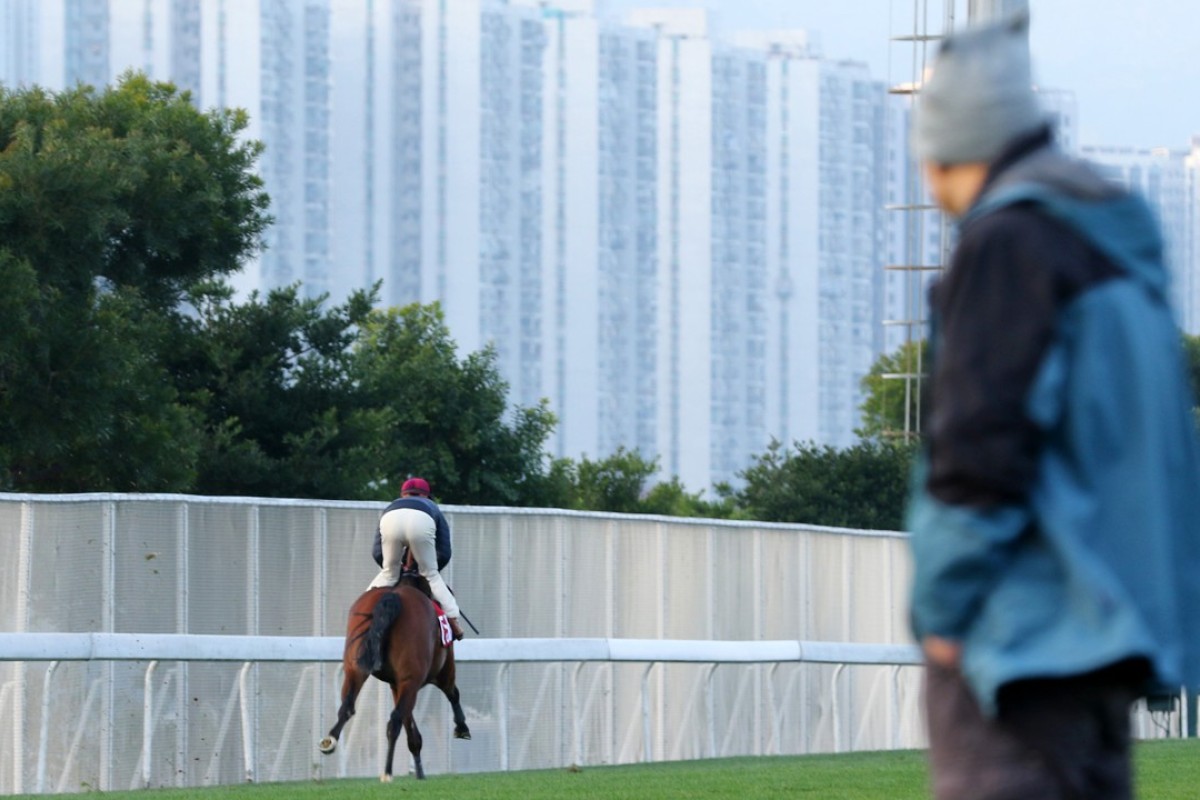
[432, 602, 453, 648]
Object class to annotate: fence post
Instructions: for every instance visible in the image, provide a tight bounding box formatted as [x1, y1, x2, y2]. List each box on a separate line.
[142, 661, 158, 787]
[35, 661, 59, 793]
[641, 662, 655, 763]
[239, 662, 255, 782]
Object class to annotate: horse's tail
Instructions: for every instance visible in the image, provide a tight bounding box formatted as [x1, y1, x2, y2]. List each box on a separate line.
[359, 591, 402, 674]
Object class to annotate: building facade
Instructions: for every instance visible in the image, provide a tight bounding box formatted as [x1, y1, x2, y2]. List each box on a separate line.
[741, 32, 888, 450]
[3, 0, 980, 492]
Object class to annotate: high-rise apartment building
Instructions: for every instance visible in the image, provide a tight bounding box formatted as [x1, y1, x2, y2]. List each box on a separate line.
[526, 1, 661, 460]
[595, 21, 660, 462]
[328, 0, 422, 307]
[739, 32, 887, 450]
[4, 1, 954, 491]
[391, 1, 547, 407]
[0, 0, 50, 87]
[625, 10, 771, 488]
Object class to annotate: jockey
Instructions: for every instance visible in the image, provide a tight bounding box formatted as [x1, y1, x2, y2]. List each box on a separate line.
[368, 477, 464, 640]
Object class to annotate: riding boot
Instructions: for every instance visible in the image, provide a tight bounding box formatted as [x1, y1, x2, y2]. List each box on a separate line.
[449, 617, 465, 641]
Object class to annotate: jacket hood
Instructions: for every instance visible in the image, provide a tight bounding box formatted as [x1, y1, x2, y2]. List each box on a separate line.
[965, 148, 1170, 301]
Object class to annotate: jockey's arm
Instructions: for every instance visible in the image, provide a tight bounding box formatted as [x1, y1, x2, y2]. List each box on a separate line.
[372, 525, 384, 567]
[434, 510, 451, 570]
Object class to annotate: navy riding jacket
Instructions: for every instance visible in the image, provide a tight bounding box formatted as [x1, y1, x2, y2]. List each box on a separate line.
[372, 496, 452, 570]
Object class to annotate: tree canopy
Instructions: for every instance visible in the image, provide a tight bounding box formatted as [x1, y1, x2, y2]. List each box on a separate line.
[0, 75, 269, 490]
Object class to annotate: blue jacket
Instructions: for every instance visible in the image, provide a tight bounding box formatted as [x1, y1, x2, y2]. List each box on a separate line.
[908, 142, 1200, 713]
[373, 496, 452, 570]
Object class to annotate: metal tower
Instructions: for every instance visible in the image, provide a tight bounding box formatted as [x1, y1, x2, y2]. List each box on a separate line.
[881, 0, 1029, 440]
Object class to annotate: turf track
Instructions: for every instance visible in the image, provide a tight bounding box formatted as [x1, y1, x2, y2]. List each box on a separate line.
[12, 739, 1199, 799]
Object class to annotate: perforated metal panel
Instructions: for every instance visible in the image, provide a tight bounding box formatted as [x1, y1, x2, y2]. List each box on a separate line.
[0, 494, 925, 793]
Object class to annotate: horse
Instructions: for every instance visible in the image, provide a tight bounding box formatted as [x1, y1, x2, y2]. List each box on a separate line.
[318, 573, 470, 781]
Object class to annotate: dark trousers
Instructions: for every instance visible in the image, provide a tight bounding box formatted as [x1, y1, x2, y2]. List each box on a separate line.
[924, 661, 1139, 800]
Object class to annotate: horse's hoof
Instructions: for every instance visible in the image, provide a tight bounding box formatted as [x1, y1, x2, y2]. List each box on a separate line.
[455, 729, 472, 740]
[318, 737, 337, 755]
[380, 773, 392, 783]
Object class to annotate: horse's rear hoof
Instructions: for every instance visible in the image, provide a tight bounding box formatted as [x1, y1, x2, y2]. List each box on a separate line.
[380, 773, 392, 783]
[318, 737, 337, 755]
[455, 729, 472, 740]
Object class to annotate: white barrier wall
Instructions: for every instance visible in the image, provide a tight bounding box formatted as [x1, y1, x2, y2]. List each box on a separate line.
[0, 493, 925, 792]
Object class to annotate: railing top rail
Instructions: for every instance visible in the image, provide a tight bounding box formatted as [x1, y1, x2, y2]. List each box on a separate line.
[0, 633, 922, 666]
[0, 493, 908, 539]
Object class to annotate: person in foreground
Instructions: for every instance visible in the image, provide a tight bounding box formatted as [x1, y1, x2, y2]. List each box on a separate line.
[907, 12, 1200, 800]
[370, 477, 464, 640]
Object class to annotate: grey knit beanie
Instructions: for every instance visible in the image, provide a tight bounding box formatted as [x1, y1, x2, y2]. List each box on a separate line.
[912, 12, 1047, 165]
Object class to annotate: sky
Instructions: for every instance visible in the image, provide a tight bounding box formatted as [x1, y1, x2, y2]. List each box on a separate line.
[600, 0, 1200, 150]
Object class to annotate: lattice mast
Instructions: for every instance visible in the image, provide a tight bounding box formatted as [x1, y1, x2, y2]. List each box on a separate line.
[882, 0, 1029, 439]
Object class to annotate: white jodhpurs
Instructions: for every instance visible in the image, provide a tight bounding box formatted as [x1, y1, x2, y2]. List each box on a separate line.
[367, 507, 460, 619]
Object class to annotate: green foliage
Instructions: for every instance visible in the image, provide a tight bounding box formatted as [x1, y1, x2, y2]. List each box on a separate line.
[0, 76, 268, 491]
[858, 340, 928, 441]
[0, 74, 269, 303]
[354, 304, 557, 505]
[522, 447, 735, 518]
[573, 447, 658, 513]
[1181, 333, 1200, 402]
[733, 439, 917, 531]
[640, 477, 738, 519]
[170, 281, 383, 500]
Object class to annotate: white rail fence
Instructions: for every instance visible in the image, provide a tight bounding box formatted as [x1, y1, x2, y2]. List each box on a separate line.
[0, 633, 923, 794]
[0, 495, 1192, 794]
[1, 633, 1192, 797]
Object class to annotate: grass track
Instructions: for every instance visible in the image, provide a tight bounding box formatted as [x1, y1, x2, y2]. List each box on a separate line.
[13, 740, 1199, 799]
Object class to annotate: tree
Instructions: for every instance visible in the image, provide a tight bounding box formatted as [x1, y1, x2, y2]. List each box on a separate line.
[733, 439, 917, 531]
[639, 476, 738, 519]
[858, 340, 929, 440]
[572, 447, 658, 513]
[353, 304, 557, 505]
[0, 76, 269, 491]
[1181, 333, 1200, 401]
[168, 281, 384, 500]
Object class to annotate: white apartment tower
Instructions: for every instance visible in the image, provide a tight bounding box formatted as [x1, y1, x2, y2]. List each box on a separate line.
[525, 1, 660, 460]
[627, 10, 770, 488]
[740, 31, 888, 449]
[595, 21, 660, 462]
[351, 0, 548, 400]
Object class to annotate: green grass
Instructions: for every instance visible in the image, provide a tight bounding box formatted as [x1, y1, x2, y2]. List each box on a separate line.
[13, 740, 1200, 799]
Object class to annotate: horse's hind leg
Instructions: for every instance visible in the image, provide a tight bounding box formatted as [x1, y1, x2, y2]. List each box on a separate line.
[403, 712, 425, 780]
[319, 667, 365, 755]
[442, 683, 470, 740]
[436, 660, 471, 740]
[383, 682, 423, 781]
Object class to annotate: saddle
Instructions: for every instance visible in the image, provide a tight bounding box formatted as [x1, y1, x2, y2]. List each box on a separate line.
[398, 549, 457, 645]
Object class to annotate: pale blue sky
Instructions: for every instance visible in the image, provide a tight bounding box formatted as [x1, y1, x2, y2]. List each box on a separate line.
[600, 0, 1200, 150]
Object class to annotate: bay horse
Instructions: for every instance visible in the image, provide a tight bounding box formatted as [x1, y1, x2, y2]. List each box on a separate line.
[318, 574, 470, 781]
